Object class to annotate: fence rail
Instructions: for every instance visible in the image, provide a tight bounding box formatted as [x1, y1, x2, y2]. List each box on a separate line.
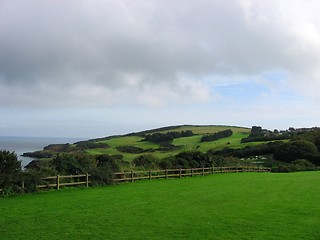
[37, 173, 91, 190]
[114, 166, 271, 182]
[0, 166, 269, 192]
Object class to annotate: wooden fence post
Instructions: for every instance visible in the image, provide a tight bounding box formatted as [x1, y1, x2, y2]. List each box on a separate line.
[179, 168, 182, 178]
[131, 171, 134, 182]
[191, 168, 194, 177]
[165, 169, 168, 179]
[149, 170, 151, 180]
[56, 175, 60, 190]
[202, 167, 205, 176]
[86, 173, 89, 187]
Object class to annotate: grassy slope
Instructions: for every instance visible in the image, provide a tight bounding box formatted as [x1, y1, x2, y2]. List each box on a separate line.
[85, 125, 252, 161]
[1, 172, 320, 239]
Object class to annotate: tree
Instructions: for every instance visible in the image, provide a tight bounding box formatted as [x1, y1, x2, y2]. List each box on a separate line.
[0, 150, 22, 196]
[273, 140, 318, 162]
[251, 126, 263, 134]
[0, 150, 21, 174]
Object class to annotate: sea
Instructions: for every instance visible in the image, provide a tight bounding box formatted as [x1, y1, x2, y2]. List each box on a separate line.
[0, 136, 86, 169]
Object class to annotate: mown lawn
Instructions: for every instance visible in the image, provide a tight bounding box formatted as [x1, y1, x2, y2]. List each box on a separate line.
[1, 172, 319, 239]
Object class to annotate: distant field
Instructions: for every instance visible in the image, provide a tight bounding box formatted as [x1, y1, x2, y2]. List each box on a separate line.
[156, 125, 250, 135]
[1, 172, 319, 239]
[86, 125, 252, 161]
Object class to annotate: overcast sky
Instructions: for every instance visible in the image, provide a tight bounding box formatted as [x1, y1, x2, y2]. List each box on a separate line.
[1, 0, 320, 138]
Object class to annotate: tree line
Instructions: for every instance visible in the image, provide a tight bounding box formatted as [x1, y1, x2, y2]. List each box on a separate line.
[144, 130, 194, 142]
[201, 129, 233, 142]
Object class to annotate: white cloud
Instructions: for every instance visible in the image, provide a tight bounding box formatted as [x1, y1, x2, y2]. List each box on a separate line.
[2, 0, 320, 107]
[240, 0, 320, 99]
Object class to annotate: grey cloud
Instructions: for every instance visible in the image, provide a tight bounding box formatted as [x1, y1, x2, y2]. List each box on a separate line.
[1, 0, 320, 107]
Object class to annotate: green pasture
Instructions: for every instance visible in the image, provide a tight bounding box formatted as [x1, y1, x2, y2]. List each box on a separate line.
[155, 125, 250, 135]
[1, 172, 320, 239]
[173, 131, 252, 152]
[85, 126, 252, 161]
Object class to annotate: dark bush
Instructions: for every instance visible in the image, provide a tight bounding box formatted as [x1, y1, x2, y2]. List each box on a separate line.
[209, 155, 239, 167]
[158, 157, 174, 169]
[157, 142, 183, 151]
[92, 154, 126, 185]
[145, 130, 194, 143]
[201, 129, 233, 142]
[172, 151, 213, 168]
[271, 159, 315, 173]
[76, 141, 109, 150]
[20, 171, 46, 193]
[0, 150, 21, 174]
[25, 159, 56, 176]
[116, 145, 145, 154]
[273, 140, 318, 162]
[132, 154, 158, 169]
[0, 150, 22, 196]
[290, 159, 315, 171]
[272, 165, 291, 173]
[305, 153, 320, 165]
[0, 173, 23, 197]
[52, 154, 96, 175]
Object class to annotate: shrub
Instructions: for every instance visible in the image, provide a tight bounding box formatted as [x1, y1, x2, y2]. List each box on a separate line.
[116, 145, 145, 154]
[272, 165, 291, 173]
[52, 154, 96, 175]
[0, 173, 23, 197]
[158, 157, 174, 169]
[132, 154, 158, 169]
[201, 129, 233, 142]
[25, 159, 56, 175]
[271, 159, 315, 173]
[76, 141, 109, 150]
[0, 150, 21, 174]
[290, 159, 315, 171]
[173, 151, 213, 168]
[273, 140, 318, 162]
[145, 131, 194, 143]
[0, 150, 22, 196]
[20, 171, 46, 193]
[92, 154, 126, 185]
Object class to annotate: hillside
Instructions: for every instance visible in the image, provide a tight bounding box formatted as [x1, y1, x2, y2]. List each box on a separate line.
[24, 125, 253, 161]
[22, 124, 320, 175]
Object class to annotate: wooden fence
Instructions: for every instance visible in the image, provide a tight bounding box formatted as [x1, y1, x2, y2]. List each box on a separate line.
[37, 173, 91, 190]
[114, 166, 271, 182]
[0, 166, 270, 192]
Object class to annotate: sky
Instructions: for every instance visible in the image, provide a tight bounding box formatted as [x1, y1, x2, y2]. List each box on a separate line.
[1, 0, 320, 138]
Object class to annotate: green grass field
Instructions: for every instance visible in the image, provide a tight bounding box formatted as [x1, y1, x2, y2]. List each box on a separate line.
[1, 172, 320, 239]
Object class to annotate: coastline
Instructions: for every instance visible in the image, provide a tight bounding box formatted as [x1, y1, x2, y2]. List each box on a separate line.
[0, 136, 86, 168]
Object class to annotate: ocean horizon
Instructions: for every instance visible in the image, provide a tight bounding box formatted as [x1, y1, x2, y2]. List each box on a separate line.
[0, 136, 87, 168]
